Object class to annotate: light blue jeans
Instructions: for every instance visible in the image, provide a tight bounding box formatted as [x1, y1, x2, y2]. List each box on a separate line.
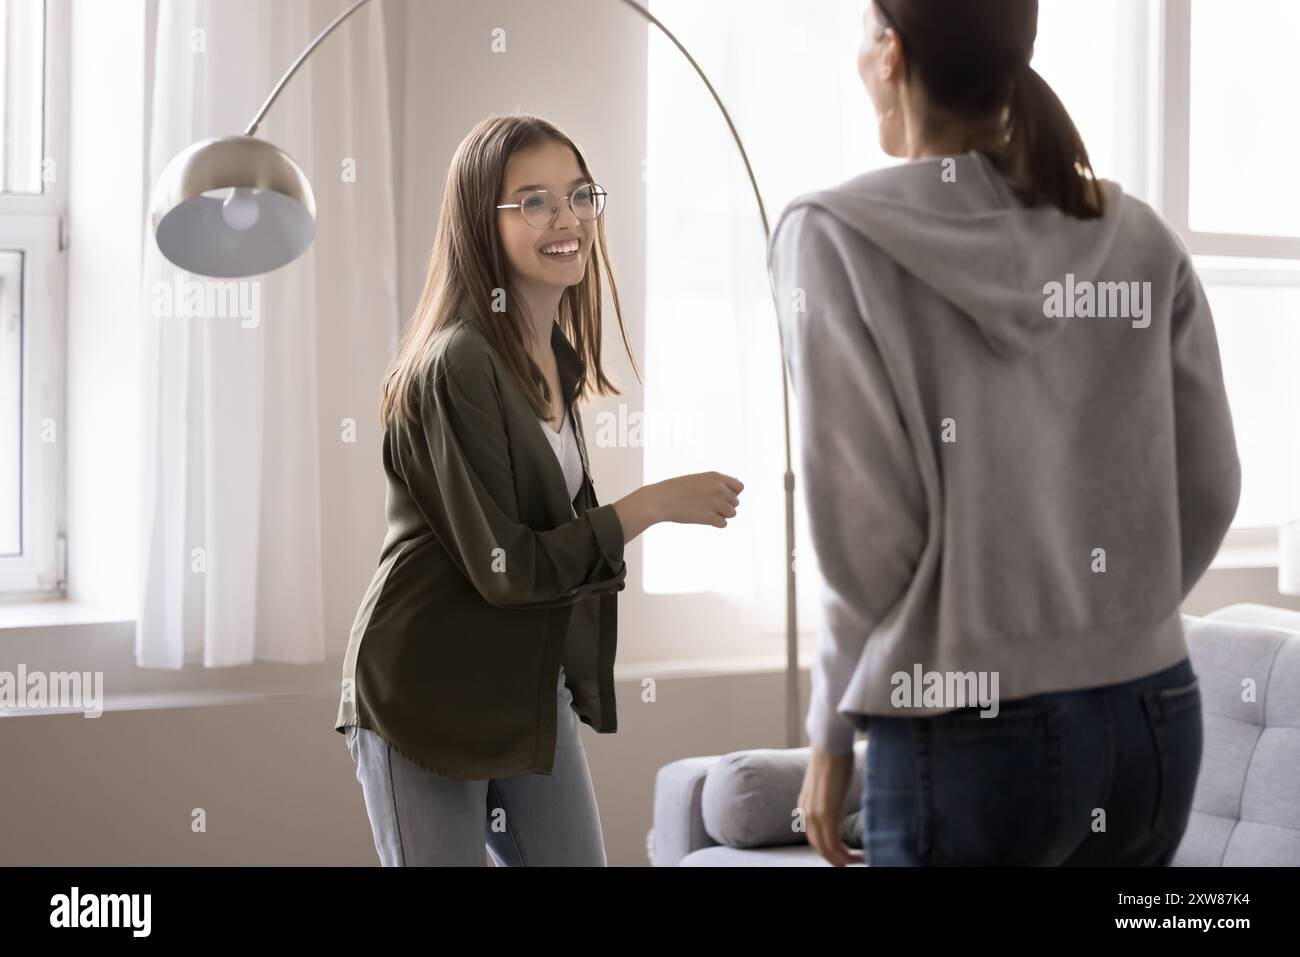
[346, 668, 607, 866]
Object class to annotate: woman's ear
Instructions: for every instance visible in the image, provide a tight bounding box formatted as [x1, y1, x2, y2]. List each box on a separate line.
[879, 27, 904, 84]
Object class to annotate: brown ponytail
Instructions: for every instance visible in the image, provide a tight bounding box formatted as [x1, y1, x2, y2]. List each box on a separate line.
[1006, 57, 1105, 218]
[874, 0, 1105, 219]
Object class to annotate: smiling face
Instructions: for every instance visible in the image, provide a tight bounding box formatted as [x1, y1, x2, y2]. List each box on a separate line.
[496, 138, 597, 302]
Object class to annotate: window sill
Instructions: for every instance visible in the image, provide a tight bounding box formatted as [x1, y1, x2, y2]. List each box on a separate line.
[0, 685, 337, 720]
[616, 653, 805, 680]
[0, 601, 342, 716]
[1209, 543, 1279, 570]
[0, 598, 133, 632]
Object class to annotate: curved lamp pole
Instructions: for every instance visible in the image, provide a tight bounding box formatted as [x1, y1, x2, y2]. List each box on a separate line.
[612, 1, 800, 751]
[149, 0, 803, 749]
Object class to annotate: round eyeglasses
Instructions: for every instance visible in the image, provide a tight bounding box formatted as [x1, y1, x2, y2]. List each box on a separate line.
[497, 183, 607, 230]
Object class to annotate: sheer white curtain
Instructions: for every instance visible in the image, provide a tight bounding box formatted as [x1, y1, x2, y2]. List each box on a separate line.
[137, 0, 398, 667]
[643, 0, 885, 655]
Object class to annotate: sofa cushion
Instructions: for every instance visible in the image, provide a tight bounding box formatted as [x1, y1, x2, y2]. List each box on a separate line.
[700, 741, 867, 848]
[1173, 612, 1300, 865]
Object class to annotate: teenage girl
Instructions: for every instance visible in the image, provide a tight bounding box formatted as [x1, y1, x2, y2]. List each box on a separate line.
[338, 114, 744, 866]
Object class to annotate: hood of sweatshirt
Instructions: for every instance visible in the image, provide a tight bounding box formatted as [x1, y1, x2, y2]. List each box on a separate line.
[773, 150, 1128, 359]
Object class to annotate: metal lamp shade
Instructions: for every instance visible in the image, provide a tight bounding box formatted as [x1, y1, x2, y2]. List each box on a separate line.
[150, 135, 317, 278]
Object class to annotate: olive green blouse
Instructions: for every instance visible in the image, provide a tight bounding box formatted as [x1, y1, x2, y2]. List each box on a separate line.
[334, 303, 627, 779]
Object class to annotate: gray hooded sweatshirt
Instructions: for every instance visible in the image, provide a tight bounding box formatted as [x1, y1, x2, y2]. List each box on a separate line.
[766, 150, 1240, 754]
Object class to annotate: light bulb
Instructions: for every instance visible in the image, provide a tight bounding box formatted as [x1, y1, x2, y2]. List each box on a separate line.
[221, 188, 260, 231]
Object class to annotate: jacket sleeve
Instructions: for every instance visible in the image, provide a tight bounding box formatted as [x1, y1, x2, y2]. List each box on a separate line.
[394, 335, 627, 609]
[769, 204, 928, 755]
[1169, 255, 1241, 596]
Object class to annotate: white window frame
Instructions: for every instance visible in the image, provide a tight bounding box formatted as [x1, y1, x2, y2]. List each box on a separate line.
[0, 0, 68, 598]
[1154, 0, 1300, 563]
[1157, 0, 1300, 260]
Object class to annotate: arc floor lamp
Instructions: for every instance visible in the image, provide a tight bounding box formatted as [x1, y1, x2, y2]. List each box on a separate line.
[149, 0, 804, 749]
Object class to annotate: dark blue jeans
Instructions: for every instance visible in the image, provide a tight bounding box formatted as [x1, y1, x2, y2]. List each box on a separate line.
[861, 657, 1203, 866]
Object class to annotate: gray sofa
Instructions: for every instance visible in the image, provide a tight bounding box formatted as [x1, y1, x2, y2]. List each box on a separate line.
[651, 603, 1300, 866]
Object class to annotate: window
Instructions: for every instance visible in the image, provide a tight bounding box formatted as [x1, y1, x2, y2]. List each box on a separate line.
[0, 0, 66, 598]
[1161, 0, 1300, 540]
[641, 0, 1294, 627]
[642, 0, 875, 634]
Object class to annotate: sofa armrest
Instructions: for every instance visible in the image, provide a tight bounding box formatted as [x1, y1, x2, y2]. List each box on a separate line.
[1205, 603, 1300, 633]
[651, 755, 721, 866]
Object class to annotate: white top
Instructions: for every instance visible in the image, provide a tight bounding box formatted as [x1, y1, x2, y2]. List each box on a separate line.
[539, 406, 584, 512]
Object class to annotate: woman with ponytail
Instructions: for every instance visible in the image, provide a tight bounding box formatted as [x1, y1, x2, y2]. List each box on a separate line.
[769, 0, 1239, 865]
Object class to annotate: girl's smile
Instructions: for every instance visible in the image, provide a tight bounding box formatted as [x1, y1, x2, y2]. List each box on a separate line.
[537, 235, 583, 265]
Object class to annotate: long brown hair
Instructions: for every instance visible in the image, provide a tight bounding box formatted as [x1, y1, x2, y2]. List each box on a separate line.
[873, 0, 1105, 219]
[380, 114, 640, 428]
